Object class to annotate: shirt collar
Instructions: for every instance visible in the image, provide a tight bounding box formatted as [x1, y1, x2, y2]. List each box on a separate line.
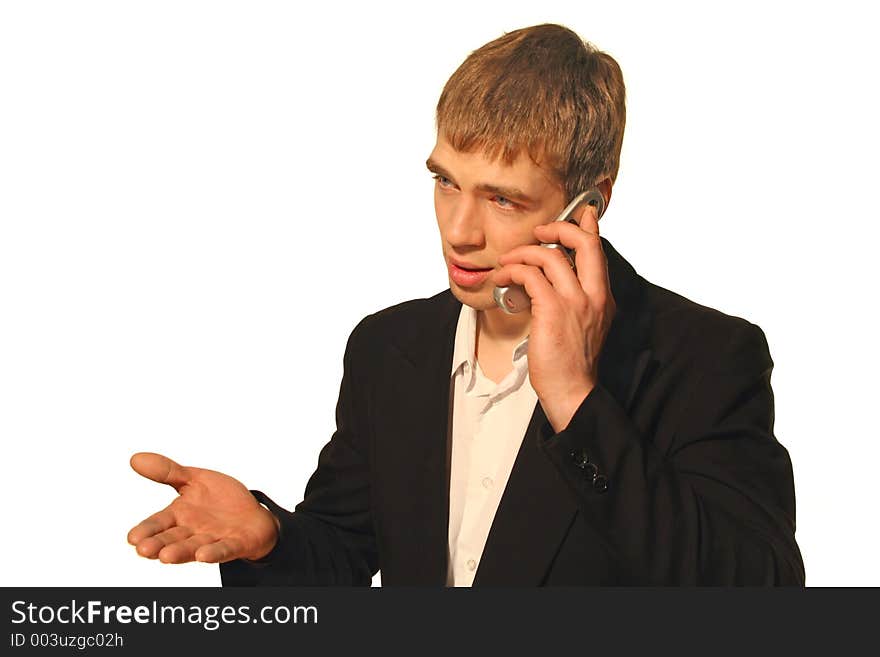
[450, 304, 530, 380]
[451, 303, 478, 378]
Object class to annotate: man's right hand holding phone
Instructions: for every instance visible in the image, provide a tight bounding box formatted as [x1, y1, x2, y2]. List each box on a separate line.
[127, 452, 279, 564]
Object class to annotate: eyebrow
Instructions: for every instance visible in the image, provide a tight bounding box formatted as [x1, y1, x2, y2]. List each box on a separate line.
[425, 158, 537, 206]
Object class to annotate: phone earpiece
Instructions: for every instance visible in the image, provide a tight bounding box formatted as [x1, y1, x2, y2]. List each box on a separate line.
[582, 188, 606, 221]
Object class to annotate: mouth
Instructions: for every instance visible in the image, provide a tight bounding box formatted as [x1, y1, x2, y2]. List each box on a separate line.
[447, 259, 494, 288]
[449, 259, 492, 272]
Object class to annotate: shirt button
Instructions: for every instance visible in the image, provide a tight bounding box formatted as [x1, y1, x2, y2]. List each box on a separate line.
[467, 559, 477, 571]
[482, 477, 493, 489]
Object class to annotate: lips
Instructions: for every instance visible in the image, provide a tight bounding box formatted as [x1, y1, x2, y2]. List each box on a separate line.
[448, 259, 494, 288]
[450, 259, 492, 272]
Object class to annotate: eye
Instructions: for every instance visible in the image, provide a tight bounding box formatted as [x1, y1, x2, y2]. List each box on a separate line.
[492, 195, 517, 209]
[432, 174, 455, 189]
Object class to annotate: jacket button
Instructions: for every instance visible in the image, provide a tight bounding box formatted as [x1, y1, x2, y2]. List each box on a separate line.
[570, 448, 590, 469]
[593, 474, 608, 493]
[583, 463, 598, 481]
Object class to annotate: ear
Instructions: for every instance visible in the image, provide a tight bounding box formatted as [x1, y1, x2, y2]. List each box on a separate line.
[596, 178, 613, 219]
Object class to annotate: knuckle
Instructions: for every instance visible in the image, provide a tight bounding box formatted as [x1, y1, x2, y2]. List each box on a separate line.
[583, 231, 601, 246]
[549, 248, 569, 265]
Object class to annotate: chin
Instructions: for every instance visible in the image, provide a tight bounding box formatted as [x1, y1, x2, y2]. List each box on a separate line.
[448, 281, 497, 311]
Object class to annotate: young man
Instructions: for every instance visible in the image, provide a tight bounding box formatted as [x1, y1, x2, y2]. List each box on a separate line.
[128, 24, 804, 585]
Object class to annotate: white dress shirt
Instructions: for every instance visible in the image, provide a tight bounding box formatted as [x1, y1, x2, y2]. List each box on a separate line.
[446, 304, 539, 586]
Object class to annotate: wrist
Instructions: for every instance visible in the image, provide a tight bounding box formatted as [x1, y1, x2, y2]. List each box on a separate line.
[540, 381, 595, 433]
[246, 505, 281, 562]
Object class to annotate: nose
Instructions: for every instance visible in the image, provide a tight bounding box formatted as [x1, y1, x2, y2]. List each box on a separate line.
[444, 197, 485, 249]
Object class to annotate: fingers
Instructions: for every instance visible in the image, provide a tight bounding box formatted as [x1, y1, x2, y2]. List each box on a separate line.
[497, 245, 582, 299]
[133, 526, 194, 560]
[492, 263, 557, 307]
[127, 507, 177, 545]
[574, 196, 601, 233]
[132, 523, 222, 564]
[533, 220, 610, 305]
[157, 533, 218, 564]
[130, 452, 191, 492]
[194, 537, 247, 564]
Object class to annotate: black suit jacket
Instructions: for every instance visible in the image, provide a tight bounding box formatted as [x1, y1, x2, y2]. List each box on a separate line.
[221, 237, 805, 586]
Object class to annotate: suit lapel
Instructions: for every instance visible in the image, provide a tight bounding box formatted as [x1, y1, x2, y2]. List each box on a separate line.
[381, 291, 460, 585]
[598, 237, 656, 413]
[471, 401, 581, 584]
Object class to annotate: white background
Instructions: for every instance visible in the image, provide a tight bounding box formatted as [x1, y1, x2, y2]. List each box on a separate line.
[1, 1, 876, 587]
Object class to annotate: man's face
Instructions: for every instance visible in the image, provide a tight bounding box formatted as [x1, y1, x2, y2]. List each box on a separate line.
[427, 135, 568, 311]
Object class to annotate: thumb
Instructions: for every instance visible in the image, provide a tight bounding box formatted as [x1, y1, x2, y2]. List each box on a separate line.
[130, 452, 191, 491]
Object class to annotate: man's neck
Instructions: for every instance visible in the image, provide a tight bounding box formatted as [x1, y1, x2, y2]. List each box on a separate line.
[472, 306, 530, 384]
[477, 306, 531, 346]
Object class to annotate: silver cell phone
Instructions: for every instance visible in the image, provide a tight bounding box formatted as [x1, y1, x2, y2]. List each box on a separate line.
[493, 188, 606, 314]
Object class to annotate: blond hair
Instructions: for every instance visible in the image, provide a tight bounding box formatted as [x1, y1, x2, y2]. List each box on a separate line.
[436, 24, 626, 201]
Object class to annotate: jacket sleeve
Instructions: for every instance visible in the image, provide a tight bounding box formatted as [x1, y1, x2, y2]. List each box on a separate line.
[220, 318, 379, 586]
[538, 320, 805, 585]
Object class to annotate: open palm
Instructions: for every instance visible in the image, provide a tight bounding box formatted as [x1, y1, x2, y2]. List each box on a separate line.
[127, 452, 278, 564]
